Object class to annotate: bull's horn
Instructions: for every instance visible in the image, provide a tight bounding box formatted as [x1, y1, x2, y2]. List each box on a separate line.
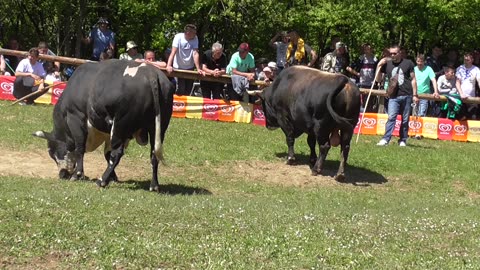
[246, 90, 263, 95]
[32, 130, 50, 140]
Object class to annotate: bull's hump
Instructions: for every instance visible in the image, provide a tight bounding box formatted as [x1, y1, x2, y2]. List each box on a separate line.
[291, 66, 337, 78]
[123, 63, 148, 77]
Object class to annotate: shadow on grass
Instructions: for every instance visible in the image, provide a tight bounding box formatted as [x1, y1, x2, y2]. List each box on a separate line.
[121, 180, 212, 195]
[275, 152, 387, 186]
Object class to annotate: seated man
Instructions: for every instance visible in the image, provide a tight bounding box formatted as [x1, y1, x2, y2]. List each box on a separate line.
[14, 48, 47, 105]
[226, 42, 255, 101]
[119, 41, 143, 60]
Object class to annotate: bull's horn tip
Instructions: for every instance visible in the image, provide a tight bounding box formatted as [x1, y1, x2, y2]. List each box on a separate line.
[246, 90, 262, 95]
[32, 131, 45, 138]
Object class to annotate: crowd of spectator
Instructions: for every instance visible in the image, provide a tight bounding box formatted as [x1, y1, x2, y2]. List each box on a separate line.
[1, 19, 479, 123]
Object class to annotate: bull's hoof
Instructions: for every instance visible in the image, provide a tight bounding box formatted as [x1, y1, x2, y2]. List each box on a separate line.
[95, 179, 109, 188]
[311, 170, 318, 176]
[334, 174, 346, 182]
[109, 175, 119, 182]
[286, 157, 296, 165]
[149, 185, 161, 192]
[70, 173, 88, 181]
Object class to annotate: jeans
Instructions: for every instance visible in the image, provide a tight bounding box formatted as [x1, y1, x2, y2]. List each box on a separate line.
[417, 99, 428, 117]
[382, 95, 413, 143]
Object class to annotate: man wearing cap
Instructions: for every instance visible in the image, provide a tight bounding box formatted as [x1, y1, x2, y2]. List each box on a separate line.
[226, 42, 256, 101]
[119, 41, 143, 61]
[166, 24, 205, 96]
[321, 41, 350, 75]
[83, 17, 115, 61]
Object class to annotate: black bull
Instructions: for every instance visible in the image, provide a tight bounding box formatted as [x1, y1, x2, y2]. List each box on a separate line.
[33, 60, 175, 191]
[256, 66, 361, 181]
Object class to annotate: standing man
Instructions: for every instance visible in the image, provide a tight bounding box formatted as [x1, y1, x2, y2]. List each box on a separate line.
[414, 54, 440, 117]
[321, 41, 350, 75]
[268, 31, 289, 73]
[346, 43, 378, 112]
[83, 17, 115, 61]
[285, 30, 317, 67]
[201, 42, 227, 100]
[455, 52, 480, 120]
[166, 24, 205, 96]
[376, 45, 417, 147]
[13, 48, 47, 105]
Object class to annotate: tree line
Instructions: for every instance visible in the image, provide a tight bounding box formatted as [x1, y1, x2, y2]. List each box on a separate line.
[1, 0, 479, 62]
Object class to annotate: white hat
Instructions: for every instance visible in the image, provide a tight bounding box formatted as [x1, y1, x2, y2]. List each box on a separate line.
[267, 62, 277, 69]
[126, 41, 138, 51]
[263, 67, 272, 73]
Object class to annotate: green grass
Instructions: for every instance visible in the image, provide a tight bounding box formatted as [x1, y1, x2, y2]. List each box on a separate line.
[0, 100, 479, 269]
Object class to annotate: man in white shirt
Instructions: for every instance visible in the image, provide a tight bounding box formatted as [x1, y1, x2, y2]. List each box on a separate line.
[14, 48, 47, 105]
[166, 24, 205, 96]
[456, 52, 480, 119]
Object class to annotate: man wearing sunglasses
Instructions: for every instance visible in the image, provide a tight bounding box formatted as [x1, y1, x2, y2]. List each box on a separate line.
[376, 45, 417, 147]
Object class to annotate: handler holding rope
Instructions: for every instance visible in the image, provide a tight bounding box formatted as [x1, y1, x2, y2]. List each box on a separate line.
[13, 48, 47, 105]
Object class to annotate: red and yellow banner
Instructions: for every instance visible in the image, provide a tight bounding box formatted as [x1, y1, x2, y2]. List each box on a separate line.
[2, 75, 480, 142]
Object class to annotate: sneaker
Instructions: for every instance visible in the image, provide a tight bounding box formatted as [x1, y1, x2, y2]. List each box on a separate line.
[399, 141, 407, 147]
[17, 101, 27, 106]
[376, 139, 388, 146]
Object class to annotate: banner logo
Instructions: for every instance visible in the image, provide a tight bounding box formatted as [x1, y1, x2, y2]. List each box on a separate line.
[424, 122, 437, 130]
[53, 88, 63, 97]
[0, 82, 13, 93]
[173, 101, 185, 111]
[253, 108, 265, 119]
[362, 118, 376, 128]
[409, 121, 422, 130]
[203, 104, 218, 112]
[377, 118, 388, 127]
[221, 105, 234, 114]
[438, 123, 452, 132]
[394, 119, 401, 129]
[454, 125, 467, 134]
[469, 127, 480, 134]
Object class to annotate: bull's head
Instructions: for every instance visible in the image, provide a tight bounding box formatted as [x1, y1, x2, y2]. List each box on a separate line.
[247, 88, 279, 130]
[32, 131, 76, 179]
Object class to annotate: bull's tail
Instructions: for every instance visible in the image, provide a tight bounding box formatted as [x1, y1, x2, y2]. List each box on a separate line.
[150, 73, 165, 165]
[326, 77, 357, 131]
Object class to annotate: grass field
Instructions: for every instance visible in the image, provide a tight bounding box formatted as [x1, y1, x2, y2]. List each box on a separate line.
[0, 100, 479, 269]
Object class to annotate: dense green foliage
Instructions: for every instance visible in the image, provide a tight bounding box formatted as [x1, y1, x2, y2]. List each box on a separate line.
[2, 0, 480, 61]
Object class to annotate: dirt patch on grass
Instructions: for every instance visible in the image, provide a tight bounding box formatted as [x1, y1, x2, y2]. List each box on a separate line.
[215, 160, 341, 188]
[0, 148, 148, 180]
[0, 251, 69, 269]
[0, 148, 385, 188]
[452, 181, 480, 200]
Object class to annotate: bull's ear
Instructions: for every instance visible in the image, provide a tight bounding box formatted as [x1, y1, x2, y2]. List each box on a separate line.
[32, 130, 53, 141]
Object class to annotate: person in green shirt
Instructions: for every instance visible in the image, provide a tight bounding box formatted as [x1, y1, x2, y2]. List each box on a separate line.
[226, 43, 255, 101]
[414, 54, 439, 117]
